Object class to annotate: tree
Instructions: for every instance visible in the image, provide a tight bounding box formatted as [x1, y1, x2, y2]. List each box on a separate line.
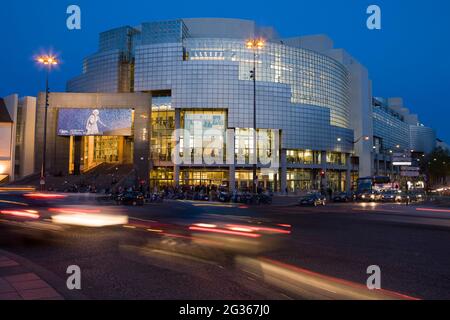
[421, 147, 450, 186]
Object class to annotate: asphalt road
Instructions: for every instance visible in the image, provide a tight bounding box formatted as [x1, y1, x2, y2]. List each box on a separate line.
[1, 197, 450, 300]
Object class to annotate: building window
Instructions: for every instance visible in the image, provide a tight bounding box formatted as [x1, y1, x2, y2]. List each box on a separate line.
[150, 168, 174, 189]
[326, 152, 346, 166]
[287, 169, 316, 192]
[235, 128, 279, 165]
[286, 150, 321, 165]
[180, 110, 227, 163]
[151, 96, 175, 162]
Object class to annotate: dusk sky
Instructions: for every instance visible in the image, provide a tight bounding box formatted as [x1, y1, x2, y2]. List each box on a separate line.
[1, 0, 449, 141]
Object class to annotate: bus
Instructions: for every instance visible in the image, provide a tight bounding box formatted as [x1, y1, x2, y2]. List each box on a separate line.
[357, 176, 398, 193]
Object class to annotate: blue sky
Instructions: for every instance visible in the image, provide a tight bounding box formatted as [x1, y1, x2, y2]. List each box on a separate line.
[1, 0, 449, 141]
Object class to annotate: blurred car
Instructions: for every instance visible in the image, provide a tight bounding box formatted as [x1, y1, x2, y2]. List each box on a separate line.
[358, 191, 381, 202]
[380, 190, 398, 202]
[299, 193, 326, 206]
[188, 221, 291, 255]
[115, 191, 144, 206]
[122, 217, 292, 258]
[409, 191, 426, 203]
[395, 193, 409, 203]
[332, 192, 350, 203]
[0, 191, 68, 236]
[0, 191, 128, 245]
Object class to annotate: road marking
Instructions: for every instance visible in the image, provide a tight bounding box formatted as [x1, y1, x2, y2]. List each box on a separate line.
[417, 208, 450, 214]
[352, 208, 405, 214]
[129, 217, 157, 223]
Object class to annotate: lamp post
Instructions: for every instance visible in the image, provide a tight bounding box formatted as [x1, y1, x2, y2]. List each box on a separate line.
[246, 38, 265, 194]
[36, 55, 59, 191]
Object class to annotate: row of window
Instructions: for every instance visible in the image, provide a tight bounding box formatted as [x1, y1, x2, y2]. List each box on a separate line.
[286, 150, 347, 165]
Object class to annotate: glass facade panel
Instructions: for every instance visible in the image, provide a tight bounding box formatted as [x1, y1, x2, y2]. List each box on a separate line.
[326, 152, 346, 165]
[326, 170, 346, 192]
[150, 168, 174, 188]
[287, 169, 316, 192]
[373, 105, 410, 151]
[151, 96, 175, 162]
[286, 149, 321, 165]
[180, 169, 227, 187]
[180, 110, 227, 163]
[184, 38, 350, 129]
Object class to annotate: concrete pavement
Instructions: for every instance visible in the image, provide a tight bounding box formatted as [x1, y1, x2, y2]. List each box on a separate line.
[0, 250, 63, 300]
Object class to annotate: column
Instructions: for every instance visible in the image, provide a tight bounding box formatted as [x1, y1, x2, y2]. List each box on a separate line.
[73, 136, 82, 176]
[227, 128, 236, 192]
[346, 153, 352, 193]
[133, 105, 151, 185]
[117, 137, 124, 164]
[321, 151, 328, 191]
[173, 108, 181, 187]
[88, 136, 95, 168]
[280, 149, 287, 194]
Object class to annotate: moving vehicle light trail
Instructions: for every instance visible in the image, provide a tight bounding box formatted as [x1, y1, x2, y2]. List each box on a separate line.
[236, 257, 420, 300]
[50, 207, 128, 227]
[0, 209, 40, 219]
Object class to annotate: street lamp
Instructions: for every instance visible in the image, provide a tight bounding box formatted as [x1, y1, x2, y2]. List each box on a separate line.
[36, 55, 59, 191]
[246, 38, 265, 194]
[337, 135, 370, 145]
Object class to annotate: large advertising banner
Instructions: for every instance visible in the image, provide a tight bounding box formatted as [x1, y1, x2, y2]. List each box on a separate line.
[57, 108, 133, 136]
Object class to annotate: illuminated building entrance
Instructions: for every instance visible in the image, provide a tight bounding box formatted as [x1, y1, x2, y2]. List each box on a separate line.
[69, 136, 133, 174]
[180, 169, 228, 188]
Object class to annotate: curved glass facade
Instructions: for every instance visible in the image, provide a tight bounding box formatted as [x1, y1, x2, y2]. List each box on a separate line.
[134, 39, 353, 152]
[66, 18, 359, 192]
[184, 38, 350, 129]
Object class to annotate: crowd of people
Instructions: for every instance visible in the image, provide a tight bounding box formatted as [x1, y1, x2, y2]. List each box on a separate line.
[144, 184, 274, 204]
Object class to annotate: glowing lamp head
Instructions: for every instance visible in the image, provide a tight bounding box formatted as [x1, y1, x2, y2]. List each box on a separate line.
[246, 38, 265, 49]
[36, 55, 59, 67]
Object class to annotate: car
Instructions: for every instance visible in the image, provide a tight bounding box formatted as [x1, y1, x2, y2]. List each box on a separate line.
[380, 190, 398, 202]
[394, 192, 411, 204]
[409, 191, 426, 203]
[332, 192, 350, 202]
[115, 191, 144, 206]
[299, 193, 326, 206]
[0, 191, 68, 238]
[358, 191, 381, 202]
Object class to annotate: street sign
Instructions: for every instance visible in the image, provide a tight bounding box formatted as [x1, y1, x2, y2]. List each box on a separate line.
[401, 166, 419, 171]
[401, 171, 420, 177]
[40, 179, 45, 185]
[393, 151, 412, 166]
[393, 161, 412, 166]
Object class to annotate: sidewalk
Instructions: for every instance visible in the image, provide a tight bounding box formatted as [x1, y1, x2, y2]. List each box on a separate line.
[0, 253, 63, 300]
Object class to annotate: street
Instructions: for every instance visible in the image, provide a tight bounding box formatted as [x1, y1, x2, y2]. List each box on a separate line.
[1, 197, 450, 300]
